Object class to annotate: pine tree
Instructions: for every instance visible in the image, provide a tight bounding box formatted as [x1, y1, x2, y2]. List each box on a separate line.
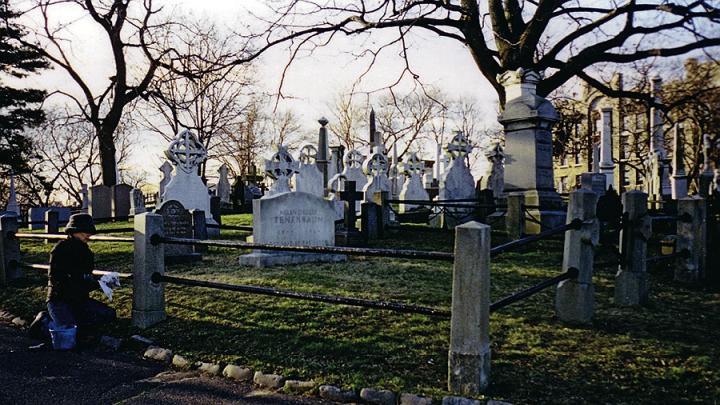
[0, 0, 48, 173]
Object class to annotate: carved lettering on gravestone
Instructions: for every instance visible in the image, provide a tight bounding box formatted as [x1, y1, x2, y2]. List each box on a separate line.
[154, 200, 194, 259]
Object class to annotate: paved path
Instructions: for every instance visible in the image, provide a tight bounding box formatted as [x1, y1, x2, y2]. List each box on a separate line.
[0, 322, 337, 405]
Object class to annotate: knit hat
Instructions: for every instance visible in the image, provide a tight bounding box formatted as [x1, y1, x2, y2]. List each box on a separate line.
[64, 213, 96, 235]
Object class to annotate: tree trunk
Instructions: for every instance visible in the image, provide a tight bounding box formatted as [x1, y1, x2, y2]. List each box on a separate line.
[97, 127, 117, 186]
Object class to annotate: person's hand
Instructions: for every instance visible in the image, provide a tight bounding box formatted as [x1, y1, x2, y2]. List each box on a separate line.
[99, 272, 121, 301]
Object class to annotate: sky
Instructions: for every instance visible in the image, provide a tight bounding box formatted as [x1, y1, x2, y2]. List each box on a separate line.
[13, 0, 498, 184]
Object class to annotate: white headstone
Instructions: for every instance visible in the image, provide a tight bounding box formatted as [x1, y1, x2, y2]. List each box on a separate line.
[388, 145, 404, 199]
[217, 164, 231, 204]
[361, 151, 391, 203]
[294, 144, 324, 197]
[264, 144, 300, 197]
[159, 161, 173, 201]
[328, 149, 366, 211]
[434, 141, 442, 181]
[439, 132, 475, 201]
[238, 192, 345, 267]
[162, 130, 216, 226]
[399, 152, 429, 213]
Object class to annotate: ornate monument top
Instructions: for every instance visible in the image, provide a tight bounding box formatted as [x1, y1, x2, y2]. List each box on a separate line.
[265, 144, 299, 180]
[298, 143, 318, 165]
[402, 152, 424, 176]
[165, 130, 207, 174]
[446, 131, 473, 160]
[363, 151, 389, 177]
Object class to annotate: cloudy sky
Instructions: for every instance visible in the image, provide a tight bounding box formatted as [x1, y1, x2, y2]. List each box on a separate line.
[15, 0, 497, 183]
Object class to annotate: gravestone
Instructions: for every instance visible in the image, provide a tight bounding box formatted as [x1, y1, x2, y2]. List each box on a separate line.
[598, 107, 616, 189]
[111, 183, 133, 218]
[485, 142, 505, 199]
[671, 123, 688, 199]
[335, 180, 364, 246]
[154, 200, 200, 264]
[217, 164, 231, 204]
[388, 145, 404, 199]
[399, 152, 429, 213]
[6, 172, 19, 216]
[362, 151, 391, 203]
[89, 185, 112, 219]
[80, 184, 89, 213]
[580, 172, 607, 196]
[238, 192, 345, 267]
[699, 134, 714, 197]
[162, 130, 218, 228]
[264, 144, 299, 197]
[328, 149, 366, 211]
[432, 131, 476, 228]
[294, 144, 324, 197]
[130, 188, 146, 215]
[27, 207, 71, 230]
[158, 161, 173, 201]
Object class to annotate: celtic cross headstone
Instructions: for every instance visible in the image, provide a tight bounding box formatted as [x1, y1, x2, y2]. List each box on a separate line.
[264, 144, 299, 197]
[399, 152, 430, 213]
[362, 151, 391, 203]
[295, 143, 324, 196]
[433, 131, 476, 228]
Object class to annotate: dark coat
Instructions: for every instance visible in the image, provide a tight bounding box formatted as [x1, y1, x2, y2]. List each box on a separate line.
[47, 237, 98, 304]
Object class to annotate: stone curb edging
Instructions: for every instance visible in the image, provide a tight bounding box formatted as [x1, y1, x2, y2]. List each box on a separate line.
[2, 311, 512, 405]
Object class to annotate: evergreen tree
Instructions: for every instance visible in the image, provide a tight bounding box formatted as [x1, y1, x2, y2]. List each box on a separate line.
[0, 0, 48, 173]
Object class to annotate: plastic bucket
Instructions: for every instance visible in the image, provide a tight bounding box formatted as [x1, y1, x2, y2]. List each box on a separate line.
[48, 322, 77, 350]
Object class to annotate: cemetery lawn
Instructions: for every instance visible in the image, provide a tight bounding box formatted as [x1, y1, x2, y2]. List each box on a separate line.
[2, 215, 719, 404]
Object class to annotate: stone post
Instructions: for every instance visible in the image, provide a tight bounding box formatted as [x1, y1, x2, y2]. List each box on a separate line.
[372, 191, 390, 235]
[0, 214, 21, 285]
[671, 123, 688, 200]
[45, 210, 59, 245]
[448, 221, 491, 395]
[615, 190, 651, 306]
[556, 189, 598, 324]
[599, 107, 616, 189]
[505, 192, 525, 240]
[190, 209, 208, 254]
[132, 212, 166, 328]
[675, 196, 706, 283]
[498, 69, 564, 232]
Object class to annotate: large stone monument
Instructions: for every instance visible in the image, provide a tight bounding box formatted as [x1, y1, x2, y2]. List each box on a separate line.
[399, 152, 429, 213]
[162, 130, 217, 227]
[646, 76, 671, 206]
[294, 144, 324, 197]
[498, 68, 564, 233]
[599, 107, 616, 189]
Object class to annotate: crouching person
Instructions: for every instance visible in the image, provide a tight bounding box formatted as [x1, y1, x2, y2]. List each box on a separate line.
[30, 213, 119, 350]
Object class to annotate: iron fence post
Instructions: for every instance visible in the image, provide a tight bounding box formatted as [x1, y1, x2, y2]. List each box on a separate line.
[556, 189, 598, 324]
[448, 221, 491, 395]
[132, 212, 166, 328]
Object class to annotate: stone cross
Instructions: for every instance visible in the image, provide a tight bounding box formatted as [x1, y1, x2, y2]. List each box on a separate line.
[159, 161, 173, 200]
[217, 163, 231, 203]
[339, 180, 363, 231]
[264, 144, 299, 197]
[446, 131, 472, 160]
[399, 152, 429, 213]
[165, 130, 207, 174]
[362, 151, 391, 203]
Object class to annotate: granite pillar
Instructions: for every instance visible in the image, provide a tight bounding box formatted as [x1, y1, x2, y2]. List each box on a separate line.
[132, 212, 166, 328]
[615, 190, 651, 306]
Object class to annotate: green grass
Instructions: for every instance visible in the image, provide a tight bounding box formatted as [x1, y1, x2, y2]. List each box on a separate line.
[2, 214, 719, 404]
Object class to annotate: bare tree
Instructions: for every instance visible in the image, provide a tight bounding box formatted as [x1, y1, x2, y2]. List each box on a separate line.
[213, 100, 271, 177]
[137, 19, 257, 177]
[11, 0, 217, 185]
[240, 0, 720, 108]
[327, 91, 367, 149]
